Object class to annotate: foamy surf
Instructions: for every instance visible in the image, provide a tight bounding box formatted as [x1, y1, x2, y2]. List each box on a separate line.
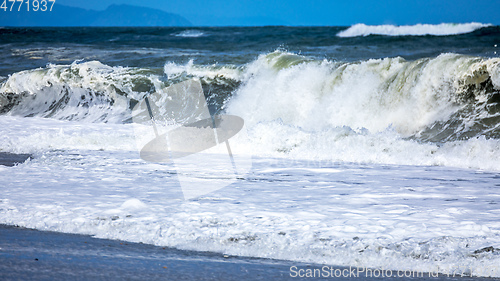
[1, 51, 500, 170]
[337, 22, 492, 37]
[228, 51, 500, 140]
[2, 26, 500, 278]
[0, 61, 159, 123]
[1, 122, 499, 277]
[173, 30, 207, 38]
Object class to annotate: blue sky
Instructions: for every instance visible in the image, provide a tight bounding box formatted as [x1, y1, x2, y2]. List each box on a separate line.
[40, 0, 500, 26]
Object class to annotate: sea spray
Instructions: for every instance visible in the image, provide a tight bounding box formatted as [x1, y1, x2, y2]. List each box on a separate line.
[1, 51, 500, 170]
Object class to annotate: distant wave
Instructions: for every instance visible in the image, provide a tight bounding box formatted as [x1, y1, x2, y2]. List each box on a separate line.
[174, 30, 206, 38]
[227, 51, 500, 141]
[337, 22, 491, 37]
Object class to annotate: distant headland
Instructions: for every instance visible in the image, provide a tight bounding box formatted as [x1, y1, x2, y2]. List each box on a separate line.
[0, 4, 192, 27]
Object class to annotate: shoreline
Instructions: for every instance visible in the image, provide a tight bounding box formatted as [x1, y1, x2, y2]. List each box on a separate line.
[0, 224, 298, 280]
[0, 224, 496, 280]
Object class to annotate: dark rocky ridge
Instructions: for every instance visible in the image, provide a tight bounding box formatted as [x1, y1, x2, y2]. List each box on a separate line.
[0, 4, 191, 26]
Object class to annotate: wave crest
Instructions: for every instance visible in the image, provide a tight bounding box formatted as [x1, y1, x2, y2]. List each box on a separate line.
[227, 51, 500, 139]
[337, 22, 492, 37]
[0, 61, 157, 122]
[1, 52, 500, 170]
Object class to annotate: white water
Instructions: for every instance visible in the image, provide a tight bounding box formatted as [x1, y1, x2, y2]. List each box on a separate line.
[1, 51, 500, 277]
[164, 59, 242, 80]
[2, 53, 500, 172]
[0, 61, 155, 122]
[337, 23, 491, 37]
[225, 52, 500, 171]
[0, 115, 499, 277]
[174, 30, 207, 38]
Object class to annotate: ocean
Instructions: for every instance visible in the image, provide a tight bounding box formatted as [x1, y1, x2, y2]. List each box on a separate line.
[1, 23, 500, 277]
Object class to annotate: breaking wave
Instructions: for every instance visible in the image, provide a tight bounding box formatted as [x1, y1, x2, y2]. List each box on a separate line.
[1, 51, 500, 170]
[227, 51, 500, 141]
[173, 30, 207, 38]
[0, 61, 157, 123]
[337, 23, 492, 37]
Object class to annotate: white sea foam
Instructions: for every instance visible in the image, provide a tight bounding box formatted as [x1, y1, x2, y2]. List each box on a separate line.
[229, 51, 498, 136]
[0, 61, 159, 122]
[1, 53, 499, 171]
[174, 30, 206, 38]
[164, 60, 242, 80]
[337, 22, 491, 37]
[0, 116, 499, 277]
[225, 51, 500, 171]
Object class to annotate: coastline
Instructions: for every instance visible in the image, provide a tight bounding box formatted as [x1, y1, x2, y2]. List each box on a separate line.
[0, 224, 296, 280]
[0, 224, 496, 280]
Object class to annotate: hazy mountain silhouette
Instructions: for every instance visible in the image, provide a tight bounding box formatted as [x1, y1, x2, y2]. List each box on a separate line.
[0, 4, 192, 26]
